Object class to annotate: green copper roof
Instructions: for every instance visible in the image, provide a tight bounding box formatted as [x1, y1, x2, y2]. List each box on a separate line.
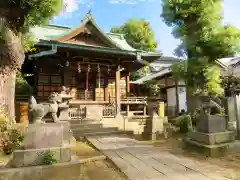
[30, 25, 137, 52]
[30, 15, 158, 54]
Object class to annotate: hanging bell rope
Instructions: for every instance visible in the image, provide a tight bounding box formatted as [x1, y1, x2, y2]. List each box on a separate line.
[108, 65, 110, 75]
[88, 64, 91, 72]
[77, 62, 81, 73]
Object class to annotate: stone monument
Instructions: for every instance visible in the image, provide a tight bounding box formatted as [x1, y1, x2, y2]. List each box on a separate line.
[7, 87, 75, 167]
[142, 99, 164, 141]
[185, 95, 236, 157]
[9, 122, 72, 167]
[28, 86, 73, 123]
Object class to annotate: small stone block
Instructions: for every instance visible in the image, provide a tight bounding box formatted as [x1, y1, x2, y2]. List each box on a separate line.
[60, 146, 72, 163]
[0, 166, 43, 180]
[11, 147, 65, 167]
[184, 137, 230, 157]
[24, 123, 64, 149]
[187, 131, 235, 145]
[197, 114, 227, 133]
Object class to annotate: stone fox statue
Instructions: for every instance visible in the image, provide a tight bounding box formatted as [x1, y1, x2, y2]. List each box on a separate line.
[28, 93, 63, 124]
[201, 96, 225, 115]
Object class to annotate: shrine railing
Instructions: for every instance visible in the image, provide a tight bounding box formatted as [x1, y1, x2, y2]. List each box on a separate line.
[120, 96, 147, 104]
[102, 101, 116, 118]
[69, 106, 87, 120]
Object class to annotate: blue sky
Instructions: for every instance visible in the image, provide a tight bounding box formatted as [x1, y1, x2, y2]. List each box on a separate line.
[52, 0, 239, 57]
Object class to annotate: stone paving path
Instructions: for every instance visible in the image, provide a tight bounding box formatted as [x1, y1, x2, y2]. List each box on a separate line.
[86, 135, 231, 180]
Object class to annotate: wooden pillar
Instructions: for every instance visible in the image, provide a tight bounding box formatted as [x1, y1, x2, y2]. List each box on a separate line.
[125, 73, 130, 96]
[175, 78, 179, 114]
[126, 104, 129, 116]
[104, 76, 108, 101]
[85, 71, 89, 100]
[115, 65, 121, 115]
[143, 104, 147, 116]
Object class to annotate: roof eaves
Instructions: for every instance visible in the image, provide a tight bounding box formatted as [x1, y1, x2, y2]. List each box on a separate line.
[36, 40, 137, 56]
[131, 67, 171, 84]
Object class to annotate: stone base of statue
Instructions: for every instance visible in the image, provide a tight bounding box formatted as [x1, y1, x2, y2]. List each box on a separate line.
[196, 113, 227, 133]
[9, 122, 72, 168]
[184, 112, 237, 157]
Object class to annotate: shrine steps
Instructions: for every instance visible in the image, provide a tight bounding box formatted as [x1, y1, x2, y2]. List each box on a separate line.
[69, 120, 133, 140]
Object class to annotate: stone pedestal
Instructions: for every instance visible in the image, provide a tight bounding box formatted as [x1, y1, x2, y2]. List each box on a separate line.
[197, 113, 227, 133]
[10, 122, 72, 168]
[185, 113, 237, 157]
[143, 100, 164, 140]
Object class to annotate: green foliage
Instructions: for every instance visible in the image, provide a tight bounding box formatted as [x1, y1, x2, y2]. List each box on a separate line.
[22, 32, 37, 52]
[111, 18, 157, 52]
[0, 128, 24, 155]
[142, 80, 161, 96]
[189, 108, 201, 125]
[204, 65, 223, 96]
[161, 0, 240, 96]
[0, 109, 9, 132]
[221, 73, 240, 96]
[1, 0, 64, 51]
[15, 71, 33, 95]
[43, 150, 57, 165]
[173, 114, 190, 133]
[111, 19, 160, 95]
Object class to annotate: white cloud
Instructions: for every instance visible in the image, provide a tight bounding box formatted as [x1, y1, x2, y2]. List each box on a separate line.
[62, 0, 95, 13]
[108, 0, 155, 5]
[63, 0, 79, 13]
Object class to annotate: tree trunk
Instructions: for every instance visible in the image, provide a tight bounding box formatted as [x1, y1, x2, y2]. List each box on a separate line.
[0, 71, 16, 124]
[0, 18, 25, 124]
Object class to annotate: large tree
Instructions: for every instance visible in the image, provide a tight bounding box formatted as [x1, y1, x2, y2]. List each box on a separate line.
[111, 19, 159, 95]
[161, 0, 240, 96]
[111, 18, 157, 52]
[0, 0, 63, 122]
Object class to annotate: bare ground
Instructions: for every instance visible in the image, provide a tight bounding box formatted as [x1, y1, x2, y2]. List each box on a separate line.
[139, 133, 240, 180]
[81, 160, 127, 180]
[72, 141, 127, 180]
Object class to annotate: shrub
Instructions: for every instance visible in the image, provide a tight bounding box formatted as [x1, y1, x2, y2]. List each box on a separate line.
[0, 109, 8, 132]
[43, 150, 57, 165]
[174, 114, 191, 133]
[0, 128, 24, 155]
[190, 108, 201, 125]
[0, 109, 24, 155]
[15, 71, 33, 95]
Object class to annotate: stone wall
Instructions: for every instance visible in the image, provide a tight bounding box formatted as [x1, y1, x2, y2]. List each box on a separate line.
[0, 160, 81, 180]
[101, 115, 165, 138]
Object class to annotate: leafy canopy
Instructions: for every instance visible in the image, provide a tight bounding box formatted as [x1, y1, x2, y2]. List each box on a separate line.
[111, 18, 157, 52]
[161, 0, 240, 96]
[0, 0, 64, 51]
[111, 18, 159, 95]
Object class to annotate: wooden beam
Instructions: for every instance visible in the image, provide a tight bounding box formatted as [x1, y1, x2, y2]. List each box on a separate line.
[104, 76, 109, 101]
[125, 73, 130, 96]
[115, 65, 121, 115]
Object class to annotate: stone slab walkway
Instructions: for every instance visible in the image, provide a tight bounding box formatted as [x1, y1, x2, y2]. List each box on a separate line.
[86, 135, 231, 180]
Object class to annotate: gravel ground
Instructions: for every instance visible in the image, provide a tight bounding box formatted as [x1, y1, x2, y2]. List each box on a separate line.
[81, 160, 127, 180]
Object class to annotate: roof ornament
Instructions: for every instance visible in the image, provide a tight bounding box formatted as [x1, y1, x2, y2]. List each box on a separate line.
[82, 9, 93, 22]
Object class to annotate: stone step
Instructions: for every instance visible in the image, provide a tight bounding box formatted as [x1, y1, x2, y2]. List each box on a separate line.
[72, 127, 118, 134]
[73, 130, 132, 140]
[70, 123, 103, 129]
[69, 119, 99, 124]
